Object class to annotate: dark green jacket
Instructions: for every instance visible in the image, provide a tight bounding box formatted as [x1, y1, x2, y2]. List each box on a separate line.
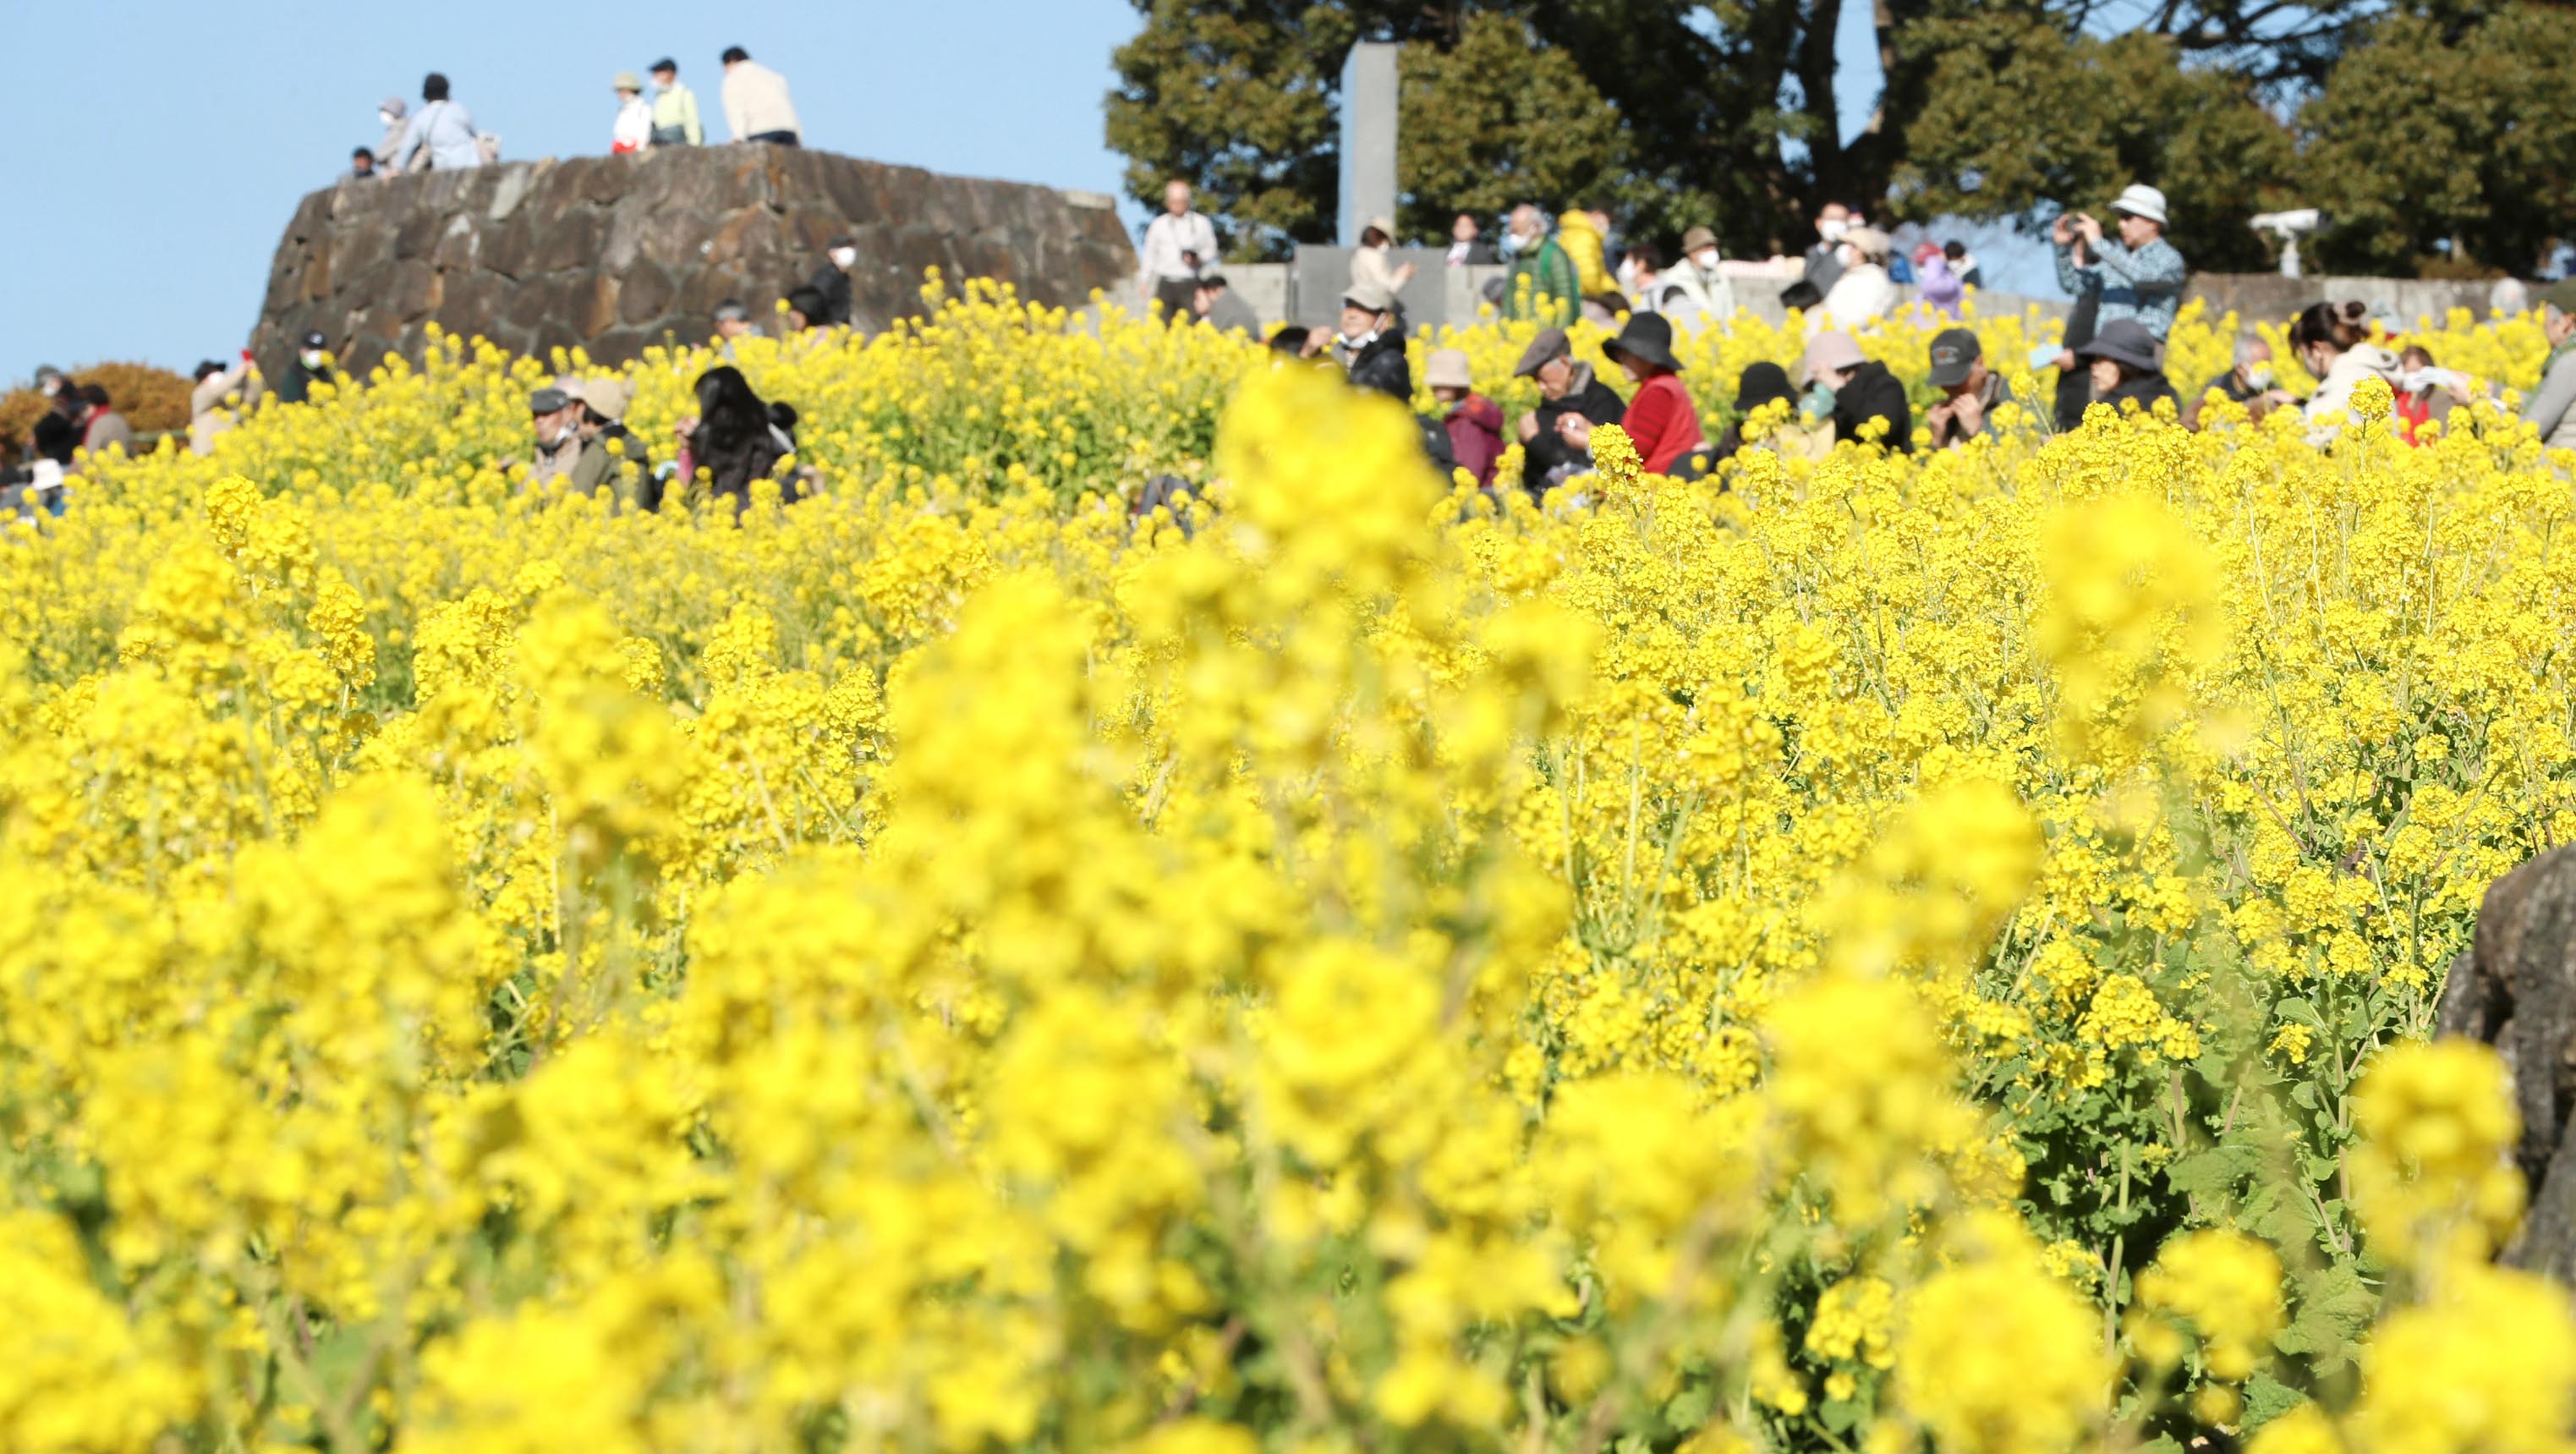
[1506, 237, 1580, 326]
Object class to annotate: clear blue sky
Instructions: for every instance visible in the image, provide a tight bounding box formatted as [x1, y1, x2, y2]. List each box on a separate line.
[4, 0, 2042, 383]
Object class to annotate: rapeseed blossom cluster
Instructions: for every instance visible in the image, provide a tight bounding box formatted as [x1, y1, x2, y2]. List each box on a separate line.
[3, 281, 2573, 1454]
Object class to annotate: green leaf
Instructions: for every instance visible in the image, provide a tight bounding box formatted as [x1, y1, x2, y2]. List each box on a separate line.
[2277, 1262, 2379, 1378]
[2242, 1372, 2308, 1434]
[2164, 1144, 2258, 1204]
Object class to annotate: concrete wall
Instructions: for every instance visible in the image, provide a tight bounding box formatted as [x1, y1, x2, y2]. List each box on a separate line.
[255, 146, 1137, 381]
[2185, 273, 2523, 326]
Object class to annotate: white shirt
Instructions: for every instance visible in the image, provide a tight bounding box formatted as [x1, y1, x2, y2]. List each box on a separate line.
[1137, 210, 1218, 289]
[612, 96, 653, 151]
[1822, 262, 1899, 330]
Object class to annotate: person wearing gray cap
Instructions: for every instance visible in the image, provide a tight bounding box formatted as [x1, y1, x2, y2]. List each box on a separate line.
[1511, 326, 1625, 496]
[523, 384, 586, 489]
[1923, 326, 2015, 448]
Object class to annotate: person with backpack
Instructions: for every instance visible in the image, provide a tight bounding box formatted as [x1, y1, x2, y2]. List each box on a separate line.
[389, 73, 485, 171]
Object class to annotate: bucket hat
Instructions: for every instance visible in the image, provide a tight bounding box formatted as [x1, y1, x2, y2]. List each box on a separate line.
[1801, 332, 1866, 382]
[2112, 184, 2168, 225]
[1423, 348, 1473, 391]
[1342, 277, 1398, 315]
[613, 71, 643, 92]
[1680, 226, 1718, 255]
[1602, 313, 1684, 373]
[2077, 317, 2162, 372]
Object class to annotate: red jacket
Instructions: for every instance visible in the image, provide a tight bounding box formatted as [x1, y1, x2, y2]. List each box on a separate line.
[1444, 393, 1505, 486]
[1620, 370, 1706, 475]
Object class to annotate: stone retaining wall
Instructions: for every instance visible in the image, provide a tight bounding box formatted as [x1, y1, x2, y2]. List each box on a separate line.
[252, 147, 1137, 381]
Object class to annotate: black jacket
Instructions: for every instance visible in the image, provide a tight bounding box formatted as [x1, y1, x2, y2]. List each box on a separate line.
[30, 407, 79, 466]
[2101, 373, 2179, 417]
[2053, 285, 2102, 432]
[1524, 369, 1627, 491]
[1829, 360, 1912, 450]
[278, 363, 334, 405]
[806, 261, 854, 327]
[1346, 331, 1411, 403]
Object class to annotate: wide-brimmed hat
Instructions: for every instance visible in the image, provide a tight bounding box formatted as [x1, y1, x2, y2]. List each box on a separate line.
[1424, 348, 1473, 391]
[1342, 278, 1398, 315]
[1513, 328, 1572, 378]
[1680, 226, 1718, 255]
[2078, 317, 2162, 372]
[584, 376, 632, 421]
[613, 71, 642, 91]
[1801, 332, 1866, 381]
[2113, 184, 2168, 225]
[1927, 326, 1982, 387]
[1603, 313, 1684, 373]
[1362, 216, 1395, 242]
[1842, 226, 1893, 262]
[1734, 360, 1796, 414]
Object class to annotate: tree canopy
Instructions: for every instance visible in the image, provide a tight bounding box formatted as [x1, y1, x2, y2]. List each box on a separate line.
[1104, 0, 2576, 277]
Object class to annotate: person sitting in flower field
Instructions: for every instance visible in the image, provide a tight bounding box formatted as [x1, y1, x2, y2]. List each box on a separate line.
[2391, 344, 2473, 446]
[1923, 326, 2014, 447]
[2080, 318, 2180, 417]
[1425, 348, 1504, 489]
[2289, 300, 2402, 442]
[1801, 332, 1910, 449]
[673, 365, 802, 513]
[1555, 314, 1705, 477]
[2184, 331, 2295, 430]
[520, 384, 586, 489]
[1512, 327, 1625, 495]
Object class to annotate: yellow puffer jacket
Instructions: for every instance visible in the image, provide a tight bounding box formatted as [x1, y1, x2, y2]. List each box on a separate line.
[1557, 210, 1614, 298]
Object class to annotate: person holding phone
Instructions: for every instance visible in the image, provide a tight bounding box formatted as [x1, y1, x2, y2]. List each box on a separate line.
[2053, 184, 2185, 341]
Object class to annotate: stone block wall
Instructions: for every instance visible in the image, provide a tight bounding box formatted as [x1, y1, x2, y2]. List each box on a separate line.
[252, 146, 1137, 379]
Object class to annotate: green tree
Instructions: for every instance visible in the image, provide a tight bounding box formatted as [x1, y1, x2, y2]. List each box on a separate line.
[1893, 14, 2297, 271]
[2301, 2, 2576, 276]
[1394, 13, 1625, 241]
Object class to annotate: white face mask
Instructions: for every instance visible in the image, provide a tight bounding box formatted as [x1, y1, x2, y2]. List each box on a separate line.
[1838, 244, 1861, 268]
[2243, 365, 2273, 391]
[380, 111, 396, 128]
[300, 349, 325, 370]
[2398, 369, 2427, 392]
[1691, 248, 1719, 271]
[1819, 219, 1848, 242]
[830, 247, 857, 268]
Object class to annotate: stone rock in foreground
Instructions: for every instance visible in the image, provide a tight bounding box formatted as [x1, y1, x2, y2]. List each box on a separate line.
[2437, 843, 2576, 1283]
[252, 146, 1135, 380]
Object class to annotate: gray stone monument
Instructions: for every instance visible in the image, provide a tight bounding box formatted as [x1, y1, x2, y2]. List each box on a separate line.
[1338, 41, 1399, 245]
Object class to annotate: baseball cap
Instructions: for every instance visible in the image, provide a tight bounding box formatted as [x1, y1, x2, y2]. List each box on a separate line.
[1927, 327, 1982, 388]
[1342, 278, 1398, 315]
[299, 329, 328, 349]
[529, 387, 571, 414]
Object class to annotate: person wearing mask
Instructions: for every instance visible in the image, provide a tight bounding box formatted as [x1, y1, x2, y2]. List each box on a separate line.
[1137, 178, 1219, 323]
[189, 352, 260, 456]
[1558, 205, 1614, 299]
[1501, 205, 1579, 326]
[674, 365, 797, 513]
[372, 97, 408, 173]
[2288, 300, 2401, 441]
[1513, 327, 1625, 495]
[1311, 281, 1408, 403]
[277, 330, 335, 404]
[2519, 290, 2576, 452]
[523, 385, 586, 489]
[1425, 348, 1504, 488]
[568, 377, 653, 504]
[1821, 227, 1900, 330]
[1914, 243, 1963, 318]
[2054, 184, 2186, 340]
[1653, 228, 1738, 335]
[29, 372, 79, 467]
[648, 59, 704, 146]
[720, 47, 801, 145]
[389, 73, 484, 172]
[1557, 314, 1705, 477]
[1192, 273, 1260, 336]
[1801, 332, 1910, 449]
[1923, 327, 2014, 448]
[2183, 332, 2293, 429]
[806, 236, 859, 328]
[1445, 212, 1497, 266]
[2080, 319, 2181, 417]
[1803, 202, 1853, 295]
[611, 73, 653, 155]
[1944, 239, 1982, 290]
[1349, 217, 1416, 305]
[2391, 344, 2471, 447]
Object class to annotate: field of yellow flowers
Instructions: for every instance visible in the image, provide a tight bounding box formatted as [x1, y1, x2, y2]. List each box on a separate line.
[3, 281, 2573, 1454]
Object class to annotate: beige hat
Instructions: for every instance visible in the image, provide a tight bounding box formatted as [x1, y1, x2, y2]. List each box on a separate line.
[1363, 216, 1395, 241]
[584, 376, 632, 421]
[1680, 226, 1719, 255]
[1342, 278, 1399, 315]
[1802, 332, 1866, 382]
[1424, 348, 1473, 391]
[1842, 226, 1893, 262]
[613, 71, 643, 92]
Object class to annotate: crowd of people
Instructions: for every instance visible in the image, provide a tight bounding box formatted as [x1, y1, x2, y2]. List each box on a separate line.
[345, 48, 803, 181]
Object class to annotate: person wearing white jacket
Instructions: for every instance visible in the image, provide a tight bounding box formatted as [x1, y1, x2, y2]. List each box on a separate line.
[2289, 300, 2403, 443]
[1821, 226, 1899, 331]
[720, 47, 801, 145]
[611, 74, 653, 154]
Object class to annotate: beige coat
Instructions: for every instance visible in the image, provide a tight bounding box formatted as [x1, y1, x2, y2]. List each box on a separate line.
[189, 360, 259, 456]
[721, 61, 800, 141]
[2304, 344, 2403, 443]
